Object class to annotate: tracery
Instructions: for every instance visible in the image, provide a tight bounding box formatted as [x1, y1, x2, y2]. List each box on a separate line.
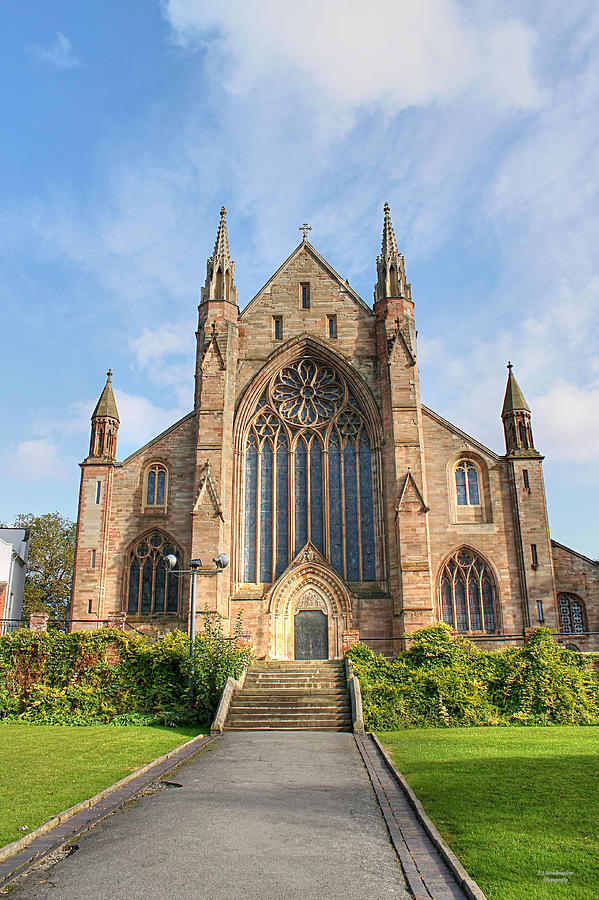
[242, 358, 378, 584]
[439, 548, 496, 633]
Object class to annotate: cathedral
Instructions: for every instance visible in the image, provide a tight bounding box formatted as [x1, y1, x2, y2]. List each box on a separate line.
[71, 205, 598, 657]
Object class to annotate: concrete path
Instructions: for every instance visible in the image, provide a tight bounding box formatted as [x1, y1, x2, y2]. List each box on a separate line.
[10, 732, 411, 899]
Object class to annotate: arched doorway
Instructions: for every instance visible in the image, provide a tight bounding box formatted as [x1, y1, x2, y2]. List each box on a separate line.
[267, 544, 352, 659]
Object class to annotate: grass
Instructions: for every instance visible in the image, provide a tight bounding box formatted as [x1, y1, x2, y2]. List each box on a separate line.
[0, 724, 202, 849]
[379, 727, 599, 900]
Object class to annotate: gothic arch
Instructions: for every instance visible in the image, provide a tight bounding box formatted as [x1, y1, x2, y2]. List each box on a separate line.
[231, 337, 385, 588]
[266, 546, 352, 659]
[435, 544, 502, 634]
[123, 528, 183, 617]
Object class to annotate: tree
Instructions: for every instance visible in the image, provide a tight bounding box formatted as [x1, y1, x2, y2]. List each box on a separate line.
[10, 513, 76, 619]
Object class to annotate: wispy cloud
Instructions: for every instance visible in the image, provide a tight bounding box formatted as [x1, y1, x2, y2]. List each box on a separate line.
[29, 32, 80, 71]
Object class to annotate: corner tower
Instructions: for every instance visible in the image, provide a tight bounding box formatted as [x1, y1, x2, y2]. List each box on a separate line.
[192, 207, 240, 627]
[71, 371, 120, 627]
[373, 203, 433, 642]
[501, 363, 557, 632]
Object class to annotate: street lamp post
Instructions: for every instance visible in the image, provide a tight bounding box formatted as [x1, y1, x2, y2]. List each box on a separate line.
[164, 553, 229, 713]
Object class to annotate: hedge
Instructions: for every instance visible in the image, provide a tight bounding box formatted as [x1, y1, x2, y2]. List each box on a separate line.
[346, 625, 599, 729]
[0, 613, 253, 726]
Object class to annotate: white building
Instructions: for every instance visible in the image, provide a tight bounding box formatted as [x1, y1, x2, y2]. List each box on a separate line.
[0, 528, 30, 633]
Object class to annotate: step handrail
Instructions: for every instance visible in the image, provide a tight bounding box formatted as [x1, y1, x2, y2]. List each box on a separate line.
[345, 658, 365, 734]
[211, 667, 248, 734]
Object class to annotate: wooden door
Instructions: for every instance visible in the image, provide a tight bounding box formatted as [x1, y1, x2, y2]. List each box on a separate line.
[294, 610, 328, 660]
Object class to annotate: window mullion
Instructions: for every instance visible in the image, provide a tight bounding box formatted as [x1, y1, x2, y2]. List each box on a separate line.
[355, 441, 363, 581]
[256, 445, 262, 582]
[340, 439, 347, 580]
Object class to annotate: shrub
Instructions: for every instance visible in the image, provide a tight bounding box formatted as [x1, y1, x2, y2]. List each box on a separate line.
[346, 626, 599, 729]
[0, 614, 253, 726]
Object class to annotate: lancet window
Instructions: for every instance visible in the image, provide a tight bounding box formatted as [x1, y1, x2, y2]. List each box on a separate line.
[439, 548, 496, 633]
[145, 464, 167, 507]
[242, 358, 378, 584]
[455, 461, 480, 506]
[126, 531, 180, 616]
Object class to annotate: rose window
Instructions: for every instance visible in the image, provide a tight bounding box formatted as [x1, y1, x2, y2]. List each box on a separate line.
[242, 356, 379, 586]
[271, 360, 343, 425]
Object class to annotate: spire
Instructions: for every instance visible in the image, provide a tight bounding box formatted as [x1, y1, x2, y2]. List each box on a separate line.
[374, 202, 411, 302]
[501, 362, 535, 454]
[89, 370, 119, 461]
[501, 362, 530, 415]
[92, 370, 119, 422]
[202, 206, 238, 304]
[381, 201, 399, 263]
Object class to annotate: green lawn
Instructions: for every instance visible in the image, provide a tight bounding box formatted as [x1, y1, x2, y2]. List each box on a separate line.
[380, 727, 599, 900]
[0, 724, 202, 849]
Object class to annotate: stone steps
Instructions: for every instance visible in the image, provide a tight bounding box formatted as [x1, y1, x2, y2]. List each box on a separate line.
[225, 660, 352, 731]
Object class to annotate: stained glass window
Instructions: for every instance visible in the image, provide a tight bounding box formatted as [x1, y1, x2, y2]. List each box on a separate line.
[242, 357, 380, 585]
[439, 548, 497, 633]
[146, 464, 167, 506]
[558, 593, 586, 635]
[260, 442, 273, 582]
[275, 434, 288, 579]
[126, 532, 180, 616]
[359, 434, 376, 580]
[244, 435, 258, 582]
[455, 462, 480, 506]
[329, 432, 343, 576]
[294, 438, 308, 554]
[310, 439, 324, 554]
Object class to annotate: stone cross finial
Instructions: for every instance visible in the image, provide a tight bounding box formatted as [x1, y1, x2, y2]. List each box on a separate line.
[507, 361, 513, 372]
[299, 223, 312, 241]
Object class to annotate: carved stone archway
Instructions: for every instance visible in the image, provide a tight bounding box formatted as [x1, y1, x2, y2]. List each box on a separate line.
[267, 543, 352, 659]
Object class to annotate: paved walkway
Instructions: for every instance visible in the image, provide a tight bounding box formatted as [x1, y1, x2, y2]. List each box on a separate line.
[10, 733, 411, 899]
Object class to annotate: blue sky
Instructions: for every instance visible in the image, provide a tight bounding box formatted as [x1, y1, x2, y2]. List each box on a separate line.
[1, 1, 598, 558]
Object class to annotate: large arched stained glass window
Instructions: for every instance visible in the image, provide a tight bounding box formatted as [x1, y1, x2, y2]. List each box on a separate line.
[243, 358, 378, 584]
[439, 548, 497, 633]
[126, 531, 180, 616]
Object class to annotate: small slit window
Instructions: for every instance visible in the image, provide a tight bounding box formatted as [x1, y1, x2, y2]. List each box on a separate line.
[273, 316, 283, 341]
[530, 544, 538, 568]
[145, 464, 167, 507]
[327, 315, 337, 339]
[91, 549, 96, 569]
[455, 461, 480, 506]
[95, 481, 101, 504]
[523, 469, 530, 490]
[300, 283, 310, 309]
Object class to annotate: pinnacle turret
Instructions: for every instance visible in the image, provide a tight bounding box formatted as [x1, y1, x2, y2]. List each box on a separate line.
[89, 370, 119, 460]
[501, 362, 536, 454]
[202, 206, 238, 304]
[374, 203, 411, 302]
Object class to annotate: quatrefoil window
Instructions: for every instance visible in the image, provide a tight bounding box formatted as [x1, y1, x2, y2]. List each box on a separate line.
[271, 360, 344, 425]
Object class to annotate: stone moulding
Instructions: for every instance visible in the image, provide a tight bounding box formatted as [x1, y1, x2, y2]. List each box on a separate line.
[345, 657, 365, 734]
[211, 667, 248, 734]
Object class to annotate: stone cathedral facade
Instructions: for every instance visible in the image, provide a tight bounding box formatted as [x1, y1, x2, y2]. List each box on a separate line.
[71, 206, 598, 657]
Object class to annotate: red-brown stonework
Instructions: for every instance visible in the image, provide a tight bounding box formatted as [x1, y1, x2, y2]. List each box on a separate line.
[342, 630, 360, 652]
[29, 612, 49, 632]
[70, 209, 599, 655]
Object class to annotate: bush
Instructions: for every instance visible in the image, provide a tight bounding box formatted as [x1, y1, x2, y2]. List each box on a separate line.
[346, 625, 599, 729]
[0, 612, 253, 726]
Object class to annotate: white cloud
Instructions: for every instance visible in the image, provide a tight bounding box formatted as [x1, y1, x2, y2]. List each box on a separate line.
[4, 439, 70, 483]
[29, 32, 80, 71]
[114, 390, 186, 455]
[164, 0, 540, 111]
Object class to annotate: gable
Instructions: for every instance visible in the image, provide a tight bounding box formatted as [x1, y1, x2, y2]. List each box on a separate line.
[240, 241, 372, 319]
